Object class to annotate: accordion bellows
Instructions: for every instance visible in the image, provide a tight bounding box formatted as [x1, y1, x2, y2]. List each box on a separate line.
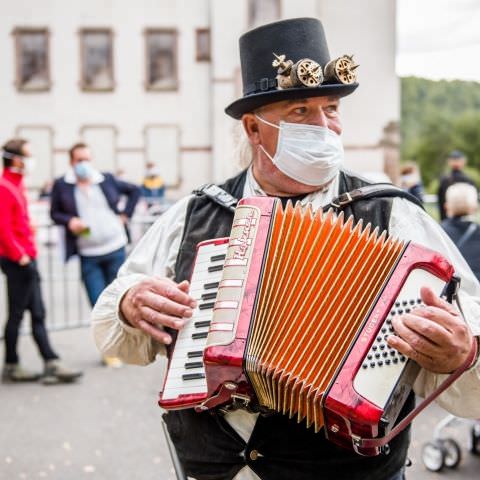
[244, 201, 405, 432]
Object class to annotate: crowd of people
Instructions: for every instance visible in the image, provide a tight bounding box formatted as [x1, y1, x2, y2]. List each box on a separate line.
[398, 150, 480, 282]
[0, 138, 166, 380]
[1, 15, 480, 480]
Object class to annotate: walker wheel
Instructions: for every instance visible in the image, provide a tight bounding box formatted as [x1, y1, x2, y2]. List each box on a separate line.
[469, 422, 480, 455]
[421, 441, 445, 472]
[440, 438, 461, 468]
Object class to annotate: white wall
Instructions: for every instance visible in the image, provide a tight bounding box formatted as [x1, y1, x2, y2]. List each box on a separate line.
[0, 0, 398, 194]
[318, 0, 399, 173]
[0, 0, 211, 192]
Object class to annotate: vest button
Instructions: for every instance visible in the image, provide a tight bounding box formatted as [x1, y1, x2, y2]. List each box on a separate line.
[249, 449, 259, 461]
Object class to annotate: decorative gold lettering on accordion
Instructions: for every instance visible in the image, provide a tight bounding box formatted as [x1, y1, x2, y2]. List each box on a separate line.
[232, 209, 257, 261]
[207, 205, 261, 347]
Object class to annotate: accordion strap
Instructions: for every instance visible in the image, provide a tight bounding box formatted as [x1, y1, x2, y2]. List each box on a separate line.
[355, 337, 479, 451]
[194, 182, 424, 215]
[193, 183, 238, 213]
[326, 183, 425, 211]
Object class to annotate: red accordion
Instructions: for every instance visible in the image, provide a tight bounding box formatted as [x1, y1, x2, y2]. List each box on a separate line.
[159, 196, 457, 455]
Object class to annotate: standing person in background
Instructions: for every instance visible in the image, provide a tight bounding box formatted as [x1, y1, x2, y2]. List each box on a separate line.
[0, 138, 82, 384]
[441, 182, 480, 282]
[50, 143, 140, 368]
[437, 150, 476, 221]
[399, 162, 423, 205]
[141, 162, 165, 207]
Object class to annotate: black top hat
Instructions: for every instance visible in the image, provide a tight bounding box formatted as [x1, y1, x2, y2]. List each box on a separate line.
[225, 17, 359, 119]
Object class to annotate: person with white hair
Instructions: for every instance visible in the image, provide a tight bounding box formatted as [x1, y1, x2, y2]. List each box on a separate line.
[442, 182, 480, 281]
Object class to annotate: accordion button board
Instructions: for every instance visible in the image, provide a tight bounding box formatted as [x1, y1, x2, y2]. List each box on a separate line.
[352, 268, 447, 409]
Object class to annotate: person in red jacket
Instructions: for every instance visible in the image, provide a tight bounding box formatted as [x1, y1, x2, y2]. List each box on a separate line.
[0, 138, 82, 384]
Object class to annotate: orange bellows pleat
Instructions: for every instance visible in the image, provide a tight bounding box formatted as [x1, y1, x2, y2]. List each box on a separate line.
[245, 202, 404, 432]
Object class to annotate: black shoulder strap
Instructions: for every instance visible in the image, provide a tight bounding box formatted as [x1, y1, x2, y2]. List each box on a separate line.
[324, 183, 425, 212]
[194, 181, 424, 215]
[192, 183, 239, 213]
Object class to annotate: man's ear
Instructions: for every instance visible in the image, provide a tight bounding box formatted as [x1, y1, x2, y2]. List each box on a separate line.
[242, 114, 261, 146]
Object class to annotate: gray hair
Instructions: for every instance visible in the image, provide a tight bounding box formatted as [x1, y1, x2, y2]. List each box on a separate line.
[445, 182, 478, 216]
[232, 122, 254, 169]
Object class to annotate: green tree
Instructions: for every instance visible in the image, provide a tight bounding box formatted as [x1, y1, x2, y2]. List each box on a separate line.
[401, 77, 480, 191]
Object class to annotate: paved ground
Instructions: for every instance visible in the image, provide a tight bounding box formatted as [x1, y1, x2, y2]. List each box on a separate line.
[0, 328, 175, 480]
[1, 328, 479, 480]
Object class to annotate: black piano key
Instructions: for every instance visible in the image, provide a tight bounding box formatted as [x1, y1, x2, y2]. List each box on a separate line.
[182, 372, 206, 381]
[208, 265, 223, 273]
[187, 351, 203, 358]
[194, 320, 211, 328]
[199, 302, 215, 310]
[204, 281, 219, 290]
[185, 362, 204, 369]
[201, 292, 217, 301]
[210, 254, 226, 262]
[192, 332, 208, 340]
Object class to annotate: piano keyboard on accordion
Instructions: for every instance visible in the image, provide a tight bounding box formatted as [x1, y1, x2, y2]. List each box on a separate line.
[159, 196, 456, 455]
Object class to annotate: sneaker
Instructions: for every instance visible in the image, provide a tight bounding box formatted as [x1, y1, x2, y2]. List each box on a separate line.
[1, 363, 41, 383]
[102, 356, 123, 368]
[42, 360, 83, 385]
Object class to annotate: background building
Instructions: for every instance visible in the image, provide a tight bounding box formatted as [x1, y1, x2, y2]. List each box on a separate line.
[0, 0, 399, 197]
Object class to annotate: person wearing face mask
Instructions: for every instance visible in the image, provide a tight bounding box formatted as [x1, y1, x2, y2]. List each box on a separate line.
[141, 161, 166, 208]
[50, 143, 140, 368]
[0, 138, 83, 384]
[399, 162, 423, 205]
[91, 18, 480, 480]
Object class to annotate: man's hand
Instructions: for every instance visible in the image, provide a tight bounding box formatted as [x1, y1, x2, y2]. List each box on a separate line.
[68, 216, 89, 235]
[387, 286, 474, 373]
[18, 254, 31, 266]
[119, 213, 128, 225]
[120, 278, 197, 345]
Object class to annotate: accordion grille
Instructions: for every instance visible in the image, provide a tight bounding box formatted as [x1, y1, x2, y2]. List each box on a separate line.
[244, 202, 404, 432]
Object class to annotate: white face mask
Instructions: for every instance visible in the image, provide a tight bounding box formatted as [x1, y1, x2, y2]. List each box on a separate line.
[5, 156, 36, 176]
[256, 115, 344, 186]
[2, 150, 36, 175]
[74, 161, 94, 180]
[22, 157, 36, 175]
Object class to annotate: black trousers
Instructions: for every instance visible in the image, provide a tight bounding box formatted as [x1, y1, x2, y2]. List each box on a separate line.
[0, 258, 58, 364]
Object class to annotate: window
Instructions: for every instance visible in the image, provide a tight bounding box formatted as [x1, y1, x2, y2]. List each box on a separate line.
[196, 29, 211, 62]
[80, 29, 114, 91]
[145, 29, 178, 91]
[248, 0, 281, 27]
[14, 28, 50, 91]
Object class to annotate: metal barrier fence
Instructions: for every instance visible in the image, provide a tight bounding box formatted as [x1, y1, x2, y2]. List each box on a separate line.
[1, 196, 442, 337]
[0, 218, 156, 337]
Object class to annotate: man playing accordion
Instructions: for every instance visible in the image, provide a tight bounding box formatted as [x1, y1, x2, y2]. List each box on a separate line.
[92, 17, 480, 480]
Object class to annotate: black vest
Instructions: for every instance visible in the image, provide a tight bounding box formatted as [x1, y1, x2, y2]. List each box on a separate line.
[163, 169, 414, 480]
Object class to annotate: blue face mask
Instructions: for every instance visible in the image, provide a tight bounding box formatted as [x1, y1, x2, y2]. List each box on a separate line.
[74, 161, 93, 180]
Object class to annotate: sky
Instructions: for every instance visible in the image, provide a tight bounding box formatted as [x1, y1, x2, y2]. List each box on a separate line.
[396, 0, 480, 81]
